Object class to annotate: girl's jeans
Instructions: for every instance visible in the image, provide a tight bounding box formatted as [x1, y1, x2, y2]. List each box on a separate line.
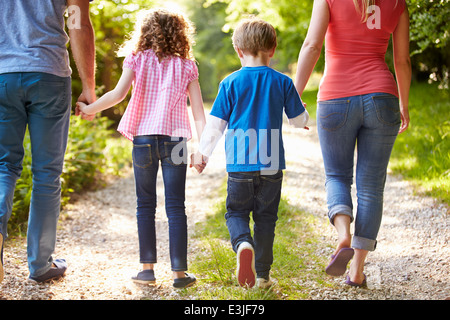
[317, 93, 401, 251]
[0, 72, 71, 277]
[132, 135, 188, 271]
[225, 170, 283, 279]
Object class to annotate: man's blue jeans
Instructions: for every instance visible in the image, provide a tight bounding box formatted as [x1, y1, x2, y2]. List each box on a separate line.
[317, 93, 401, 251]
[0, 72, 71, 277]
[132, 135, 188, 272]
[225, 170, 283, 279]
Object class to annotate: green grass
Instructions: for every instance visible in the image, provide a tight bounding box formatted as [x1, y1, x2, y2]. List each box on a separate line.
[178, 181, 336, 300]
[389, 82, 449, 204]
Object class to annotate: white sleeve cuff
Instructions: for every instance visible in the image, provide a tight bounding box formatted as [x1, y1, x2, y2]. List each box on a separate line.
[288, 110, 309, 128]
[198, 115, 228, 157]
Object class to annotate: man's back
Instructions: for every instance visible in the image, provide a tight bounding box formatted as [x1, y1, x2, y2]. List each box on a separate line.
[0, 0, 71, 77]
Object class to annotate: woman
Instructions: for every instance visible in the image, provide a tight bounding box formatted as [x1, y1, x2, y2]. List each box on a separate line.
[295, 0, 411, 287]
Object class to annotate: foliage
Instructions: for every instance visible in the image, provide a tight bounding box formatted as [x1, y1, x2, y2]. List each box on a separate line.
[408, 0, 449, 88]
[184, 0, 241, 101]
[390, 82, 450, 204]
[204, 0, 319, 74]
[9, 116, 132, 235]
[70, 0, 157, 121]
[70, 0, 449, 106]
[206, 0, 449, 87]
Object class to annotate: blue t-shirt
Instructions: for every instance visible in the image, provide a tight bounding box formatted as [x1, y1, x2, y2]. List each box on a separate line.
[0, 0, 81, 77]
[210, 66, 305, 173]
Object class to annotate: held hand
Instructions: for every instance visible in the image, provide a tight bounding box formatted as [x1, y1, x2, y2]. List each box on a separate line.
[190, 152, 208, 174]
[76, 89, 97, 121]
[75, 101, 96, 121]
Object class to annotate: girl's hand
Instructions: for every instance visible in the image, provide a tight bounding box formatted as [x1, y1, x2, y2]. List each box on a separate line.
[75, 102, 96, 121]
[190, 152, 208, 174]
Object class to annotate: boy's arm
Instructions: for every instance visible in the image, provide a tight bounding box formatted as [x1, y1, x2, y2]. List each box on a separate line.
[198, 115, 228, 158]
[288, 110, 310, 129]
[78, 68, 134, 115]
[191, 115, 227, 173]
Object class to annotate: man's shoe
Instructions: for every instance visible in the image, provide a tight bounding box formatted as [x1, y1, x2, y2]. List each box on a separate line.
[28, 258, 67, 283]
[0, 233, 4, 283]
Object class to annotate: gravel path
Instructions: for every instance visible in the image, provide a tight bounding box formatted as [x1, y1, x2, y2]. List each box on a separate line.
[1, 123, 448, 300]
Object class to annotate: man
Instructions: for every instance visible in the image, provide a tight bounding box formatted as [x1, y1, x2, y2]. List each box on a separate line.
[0, 0, 96, 283]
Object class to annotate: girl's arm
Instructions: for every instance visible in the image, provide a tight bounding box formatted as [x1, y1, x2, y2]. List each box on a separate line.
[187, 79, 207, 140]
[294, 0, 329, 96]
[187, 79, 208, 172]
[78, 68, 135, 115]
[392, 8, 412, 134]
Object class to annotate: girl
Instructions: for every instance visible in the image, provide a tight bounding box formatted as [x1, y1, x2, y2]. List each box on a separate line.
[77, 8, 206, 288]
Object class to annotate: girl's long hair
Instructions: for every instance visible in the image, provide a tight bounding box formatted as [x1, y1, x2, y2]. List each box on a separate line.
[118, 8, 195, 62]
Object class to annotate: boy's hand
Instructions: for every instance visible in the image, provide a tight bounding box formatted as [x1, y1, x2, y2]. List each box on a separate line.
[190, 152, 208, 174]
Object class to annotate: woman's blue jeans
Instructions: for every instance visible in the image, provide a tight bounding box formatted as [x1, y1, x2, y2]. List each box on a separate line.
[317, 93, 401, 251]
[132, 135, 188, 272]
[0, 72, 71, 277]
[225, 170, 283, 279]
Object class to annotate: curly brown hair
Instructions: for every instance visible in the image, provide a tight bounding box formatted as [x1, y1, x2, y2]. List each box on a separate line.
[120, 8, 195, 62]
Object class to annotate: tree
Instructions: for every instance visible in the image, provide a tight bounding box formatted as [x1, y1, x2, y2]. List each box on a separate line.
[408, 0, 449, 88]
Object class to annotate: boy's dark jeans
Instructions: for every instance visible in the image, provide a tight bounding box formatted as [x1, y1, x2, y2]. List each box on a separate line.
[225, 170, 283, 279]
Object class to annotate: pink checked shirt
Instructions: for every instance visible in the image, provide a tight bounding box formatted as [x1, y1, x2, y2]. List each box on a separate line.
[117, 49, 199, 141]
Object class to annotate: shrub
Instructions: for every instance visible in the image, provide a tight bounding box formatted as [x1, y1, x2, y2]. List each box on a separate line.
[9, 116, 132, 235]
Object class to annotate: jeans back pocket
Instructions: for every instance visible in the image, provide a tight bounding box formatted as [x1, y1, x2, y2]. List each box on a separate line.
[133, 144, 153, 169]
[317, 99, 350, 131]
[164, 140, 187, 166]
[372, 95, 401, 126]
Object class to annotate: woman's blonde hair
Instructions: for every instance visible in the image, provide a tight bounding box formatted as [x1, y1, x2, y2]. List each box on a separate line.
[118, 8, 195, 62]
[232, 17, 277, 57]
[353, 0, 377, 22]
[353, 0, 398, 22]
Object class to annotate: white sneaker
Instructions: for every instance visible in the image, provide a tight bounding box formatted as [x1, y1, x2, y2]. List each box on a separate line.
[256, 276, 275, 289]
[236, 242, 256, 288]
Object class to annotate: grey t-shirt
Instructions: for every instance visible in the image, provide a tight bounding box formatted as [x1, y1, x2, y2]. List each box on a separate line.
[0, 0, 71, 77]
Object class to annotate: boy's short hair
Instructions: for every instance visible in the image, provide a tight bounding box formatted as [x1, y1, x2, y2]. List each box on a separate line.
[232, 17, 277, 56]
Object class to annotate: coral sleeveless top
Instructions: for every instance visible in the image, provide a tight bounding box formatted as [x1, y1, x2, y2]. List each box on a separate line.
[318, 0, 406, 101]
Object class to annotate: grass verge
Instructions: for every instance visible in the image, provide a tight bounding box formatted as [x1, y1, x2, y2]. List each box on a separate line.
[389, 83, 449, 205]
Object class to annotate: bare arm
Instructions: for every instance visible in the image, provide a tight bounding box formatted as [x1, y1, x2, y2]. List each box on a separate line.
[68, 0, 96, 118]
[78, 68, 134, 115]
[188, 79, 207, 140]
[294, 0, 329, 96]
[393, 8, 412, 134]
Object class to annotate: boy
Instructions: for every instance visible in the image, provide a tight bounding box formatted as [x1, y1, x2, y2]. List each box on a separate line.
[193, 18, 309, 288]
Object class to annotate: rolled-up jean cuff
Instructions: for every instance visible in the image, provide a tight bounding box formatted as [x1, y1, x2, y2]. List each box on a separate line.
[328, 204, 353, 225]
[352, 236, 377, 251]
